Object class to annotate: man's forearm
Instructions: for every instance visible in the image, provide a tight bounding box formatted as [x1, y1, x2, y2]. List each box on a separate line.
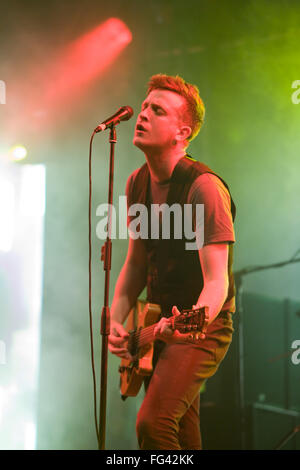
[195, 279, 229, 325]
[110, 260, 147, 324]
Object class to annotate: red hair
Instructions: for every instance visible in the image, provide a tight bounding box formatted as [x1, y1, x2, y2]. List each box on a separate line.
[147, 74, 205, 142]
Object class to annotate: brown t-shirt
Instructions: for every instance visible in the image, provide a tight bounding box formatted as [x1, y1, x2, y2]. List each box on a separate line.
[126, 170, 235, 246]
[126, 167, 236, 313]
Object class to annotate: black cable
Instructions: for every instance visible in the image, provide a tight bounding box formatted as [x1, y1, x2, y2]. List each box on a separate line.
[88, 130, 100, 447]
[290, 247, 300, 261]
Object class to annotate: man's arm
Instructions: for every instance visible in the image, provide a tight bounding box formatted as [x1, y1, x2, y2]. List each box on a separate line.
[195, 242, 229, 324]
[154, 242, 229, 341]
[108, 236, 147, 359]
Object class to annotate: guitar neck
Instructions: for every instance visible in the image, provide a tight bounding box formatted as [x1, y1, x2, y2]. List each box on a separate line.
[131, 306, 207, 351]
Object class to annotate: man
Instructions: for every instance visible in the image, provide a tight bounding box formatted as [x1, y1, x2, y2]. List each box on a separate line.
[108, 74, 236, 450]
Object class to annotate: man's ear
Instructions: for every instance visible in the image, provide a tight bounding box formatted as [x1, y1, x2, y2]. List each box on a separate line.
[176, 125, 192, 143]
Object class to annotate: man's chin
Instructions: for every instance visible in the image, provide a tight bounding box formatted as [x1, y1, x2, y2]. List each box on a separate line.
[133, 136, 148, 151]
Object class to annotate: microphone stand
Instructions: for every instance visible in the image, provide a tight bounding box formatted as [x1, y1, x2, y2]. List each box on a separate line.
[234, 256, 300, 450]
[99, 125, 117, 450]
[274, 424, 300, 450]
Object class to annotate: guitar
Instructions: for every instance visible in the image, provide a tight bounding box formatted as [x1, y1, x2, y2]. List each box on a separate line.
[119, 299, 209, 399]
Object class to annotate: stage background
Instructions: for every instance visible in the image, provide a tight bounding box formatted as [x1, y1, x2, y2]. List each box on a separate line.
[1, 0, 300, 449]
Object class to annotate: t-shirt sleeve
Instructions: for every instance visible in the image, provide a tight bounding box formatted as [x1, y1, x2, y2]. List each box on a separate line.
[188, 173, 235, 246]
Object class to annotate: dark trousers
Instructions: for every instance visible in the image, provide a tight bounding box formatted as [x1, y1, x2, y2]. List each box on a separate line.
[136, 311, 234, 450]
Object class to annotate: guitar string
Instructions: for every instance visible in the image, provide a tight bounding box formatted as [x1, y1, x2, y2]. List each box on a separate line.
[132, 317, 205, 340]
[137, 327, 204, 344]
[130, 318, 205, 349]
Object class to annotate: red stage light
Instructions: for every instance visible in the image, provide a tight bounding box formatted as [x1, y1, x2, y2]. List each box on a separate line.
[3, 18, 132, 141]
[44, 18, 132, 106]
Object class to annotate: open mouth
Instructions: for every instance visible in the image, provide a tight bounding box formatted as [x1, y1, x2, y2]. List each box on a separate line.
[136, 124, 147, 132]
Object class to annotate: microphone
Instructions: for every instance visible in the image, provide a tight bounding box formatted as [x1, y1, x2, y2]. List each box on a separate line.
[94, 106, 134, 133]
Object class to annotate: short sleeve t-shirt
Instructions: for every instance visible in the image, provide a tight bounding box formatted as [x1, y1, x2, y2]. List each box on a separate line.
[126, 170, 235, 246]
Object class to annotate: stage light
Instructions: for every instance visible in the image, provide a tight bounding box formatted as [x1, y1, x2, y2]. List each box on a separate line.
[0, 179, 15, 252]
[44, 17, 132, 106]
[1, 18, 132, 141]
[10, 145, 28, 162]
[0, 164, 46, 449]
[19, 165, 45, 217]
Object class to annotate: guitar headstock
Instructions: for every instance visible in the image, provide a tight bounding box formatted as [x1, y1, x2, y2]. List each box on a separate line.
[171, 306, 209, 341]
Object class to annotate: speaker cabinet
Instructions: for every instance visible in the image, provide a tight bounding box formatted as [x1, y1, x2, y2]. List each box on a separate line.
[251, 402, 300, 450]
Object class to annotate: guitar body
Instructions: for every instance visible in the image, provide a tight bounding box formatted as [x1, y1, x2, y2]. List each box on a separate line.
[118, 300, 208, 399]
[119, 300, 161, 399]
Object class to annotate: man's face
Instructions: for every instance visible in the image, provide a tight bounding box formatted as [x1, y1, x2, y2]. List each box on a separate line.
[133, 89, 187, 152]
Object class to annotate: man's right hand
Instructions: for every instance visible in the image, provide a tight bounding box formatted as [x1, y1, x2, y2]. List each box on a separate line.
[108, 320, 133, 361]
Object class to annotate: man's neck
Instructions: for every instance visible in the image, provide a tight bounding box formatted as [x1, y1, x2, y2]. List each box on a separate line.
[144, 148, 186, 183]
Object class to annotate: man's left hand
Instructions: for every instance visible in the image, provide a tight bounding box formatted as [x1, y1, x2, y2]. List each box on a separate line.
[153, 305, 205, 344]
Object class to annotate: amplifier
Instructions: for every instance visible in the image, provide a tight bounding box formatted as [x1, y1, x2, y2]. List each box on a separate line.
[251, 402, 300, 450]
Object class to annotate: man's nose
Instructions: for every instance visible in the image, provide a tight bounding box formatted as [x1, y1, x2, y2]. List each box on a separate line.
[139, 109, 149, 121]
